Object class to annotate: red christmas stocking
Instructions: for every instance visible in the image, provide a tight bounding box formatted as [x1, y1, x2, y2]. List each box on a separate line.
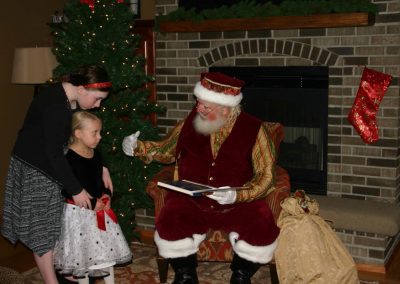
[347, 67, 392, 144]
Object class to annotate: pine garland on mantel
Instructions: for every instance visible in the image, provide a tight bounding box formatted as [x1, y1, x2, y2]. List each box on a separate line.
[156, 0, 378, 23]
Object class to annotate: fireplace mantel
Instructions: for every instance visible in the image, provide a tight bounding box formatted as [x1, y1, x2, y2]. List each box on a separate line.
[158, 12, 374, 33]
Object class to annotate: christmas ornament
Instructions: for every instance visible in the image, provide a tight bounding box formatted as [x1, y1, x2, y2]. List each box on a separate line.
[51, 10, 64, 23]
[347, 67, 392, 144]
[80, 0, 95, 11]
[80, 0, 125, 11]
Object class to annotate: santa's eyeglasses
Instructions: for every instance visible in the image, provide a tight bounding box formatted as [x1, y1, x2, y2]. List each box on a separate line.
[196, 101, 221, 115]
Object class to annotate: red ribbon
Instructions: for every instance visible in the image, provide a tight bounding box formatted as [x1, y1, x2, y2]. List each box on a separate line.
[83, 81, 112, 89]
[96, 197, 118, 231]
[66, 197, 118, 231]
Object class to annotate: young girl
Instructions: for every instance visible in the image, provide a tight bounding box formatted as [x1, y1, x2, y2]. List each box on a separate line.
[54, 111, 132, 284]
[1, 65, 113, 284]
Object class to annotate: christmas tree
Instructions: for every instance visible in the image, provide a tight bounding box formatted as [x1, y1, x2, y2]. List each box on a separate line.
[51, 0, 165, 240]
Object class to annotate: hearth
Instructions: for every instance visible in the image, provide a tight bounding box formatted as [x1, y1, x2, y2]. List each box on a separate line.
[210, 66, 328, 195]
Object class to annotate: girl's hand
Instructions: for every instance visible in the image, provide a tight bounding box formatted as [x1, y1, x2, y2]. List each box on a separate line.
[102, 167, 114, 193]
[94, 199, 106, 211]
[72, 189, 93, 209]
[102, 194, 111, 210]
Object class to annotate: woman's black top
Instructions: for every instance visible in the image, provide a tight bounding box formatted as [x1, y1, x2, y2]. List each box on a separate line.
[12, 83, 81, 195]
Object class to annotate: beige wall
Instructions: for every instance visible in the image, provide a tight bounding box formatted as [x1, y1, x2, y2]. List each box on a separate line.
[0, 0, 68, 269]
[0, 0, 154, 271]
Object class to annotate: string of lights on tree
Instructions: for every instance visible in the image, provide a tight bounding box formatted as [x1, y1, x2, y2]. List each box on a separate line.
[50, 0, 165, 240]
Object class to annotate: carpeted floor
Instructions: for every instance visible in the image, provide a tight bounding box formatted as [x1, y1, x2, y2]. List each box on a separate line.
[22, 242, 272, 284]
[21, 242, 380, 284]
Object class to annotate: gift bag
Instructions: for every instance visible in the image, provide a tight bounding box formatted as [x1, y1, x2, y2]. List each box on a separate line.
[274, 191, 359, 284]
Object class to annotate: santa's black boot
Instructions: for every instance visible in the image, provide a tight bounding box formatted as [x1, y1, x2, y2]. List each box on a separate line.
[230, 254, 261, 284]
[170, 254, 199, 284]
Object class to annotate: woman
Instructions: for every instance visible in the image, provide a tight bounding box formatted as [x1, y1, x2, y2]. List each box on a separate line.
[1, 65, 113, 284]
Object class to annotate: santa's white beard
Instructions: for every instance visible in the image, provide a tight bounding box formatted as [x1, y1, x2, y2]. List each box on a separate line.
[193, 114, 226, 135]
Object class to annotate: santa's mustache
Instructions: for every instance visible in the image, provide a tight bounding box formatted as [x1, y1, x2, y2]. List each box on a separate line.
[193, 114, 226, 135]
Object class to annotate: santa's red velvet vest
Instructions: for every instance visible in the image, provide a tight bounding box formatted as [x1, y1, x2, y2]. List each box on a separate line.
[176, 109, 262, 187]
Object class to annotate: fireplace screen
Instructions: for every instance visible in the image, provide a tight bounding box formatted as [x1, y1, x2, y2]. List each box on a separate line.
[210, 66, 328, 195]
[280, 127, 322, 170]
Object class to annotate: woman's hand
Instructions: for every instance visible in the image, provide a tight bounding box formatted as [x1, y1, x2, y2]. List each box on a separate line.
[102, 166, 113, 193]
[72, 189, 93, 209]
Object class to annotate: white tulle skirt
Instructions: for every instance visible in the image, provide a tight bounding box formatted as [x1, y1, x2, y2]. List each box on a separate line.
[54, 204, 132, 278]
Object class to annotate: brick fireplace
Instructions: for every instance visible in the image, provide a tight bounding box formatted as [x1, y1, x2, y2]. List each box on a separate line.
[136, 0, 400, 267]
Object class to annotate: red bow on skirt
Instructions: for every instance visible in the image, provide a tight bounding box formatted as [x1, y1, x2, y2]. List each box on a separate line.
[66, 197, 118, 231]
[96, 196, 118, 231]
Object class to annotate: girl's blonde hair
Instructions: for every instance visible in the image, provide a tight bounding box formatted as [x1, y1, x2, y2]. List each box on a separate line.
[70, 111, 102, 145]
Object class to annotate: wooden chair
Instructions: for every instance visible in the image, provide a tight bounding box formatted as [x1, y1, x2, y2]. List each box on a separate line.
[145, 122, 291, 284]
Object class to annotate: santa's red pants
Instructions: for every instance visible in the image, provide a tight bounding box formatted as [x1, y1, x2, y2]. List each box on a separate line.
[155, 191, 279, 263]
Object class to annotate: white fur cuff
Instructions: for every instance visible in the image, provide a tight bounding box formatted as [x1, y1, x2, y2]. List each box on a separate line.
[229, 232, 278, 264]
[154, 231, 206, 258]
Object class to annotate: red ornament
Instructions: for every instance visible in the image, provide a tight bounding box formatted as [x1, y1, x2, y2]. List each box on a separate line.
[347, 67, 392, 144]
[80, 0, 124, 11]
[80, 0, 95, 11]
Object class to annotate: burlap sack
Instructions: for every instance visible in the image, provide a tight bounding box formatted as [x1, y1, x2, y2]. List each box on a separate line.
[274, 191, 359, 284]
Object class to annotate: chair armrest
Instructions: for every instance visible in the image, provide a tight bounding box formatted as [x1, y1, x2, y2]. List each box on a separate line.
[145, 165, 175, 217]
[264, 122, 284, 153]
[267, 166, 291, 222]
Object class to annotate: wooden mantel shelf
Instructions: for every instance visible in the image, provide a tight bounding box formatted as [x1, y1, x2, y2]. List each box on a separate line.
[159, 12, 374, 33]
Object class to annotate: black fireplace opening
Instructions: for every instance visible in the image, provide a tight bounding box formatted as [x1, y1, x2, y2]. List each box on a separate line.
[209, 66, 328, 195]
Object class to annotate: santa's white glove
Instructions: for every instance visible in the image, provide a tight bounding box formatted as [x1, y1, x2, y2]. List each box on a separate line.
[122, 131, 140, 156]
[207, 189, 237, 205]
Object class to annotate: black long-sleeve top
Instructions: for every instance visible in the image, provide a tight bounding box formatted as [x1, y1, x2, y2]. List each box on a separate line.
[62, 149, 112, 209]
[12, 83, 82, 195]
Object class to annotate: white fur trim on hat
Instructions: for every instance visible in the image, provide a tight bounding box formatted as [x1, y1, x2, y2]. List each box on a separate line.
[229, 232, 278, 264]
[154, 230, 206, 258]
[194, 81, 243, 107]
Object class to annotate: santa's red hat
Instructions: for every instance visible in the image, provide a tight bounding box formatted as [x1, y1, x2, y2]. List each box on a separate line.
[193, 72, 244, 107]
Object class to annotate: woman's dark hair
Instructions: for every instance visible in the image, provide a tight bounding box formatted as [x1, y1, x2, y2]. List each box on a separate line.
[62, 65, 111, 92]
